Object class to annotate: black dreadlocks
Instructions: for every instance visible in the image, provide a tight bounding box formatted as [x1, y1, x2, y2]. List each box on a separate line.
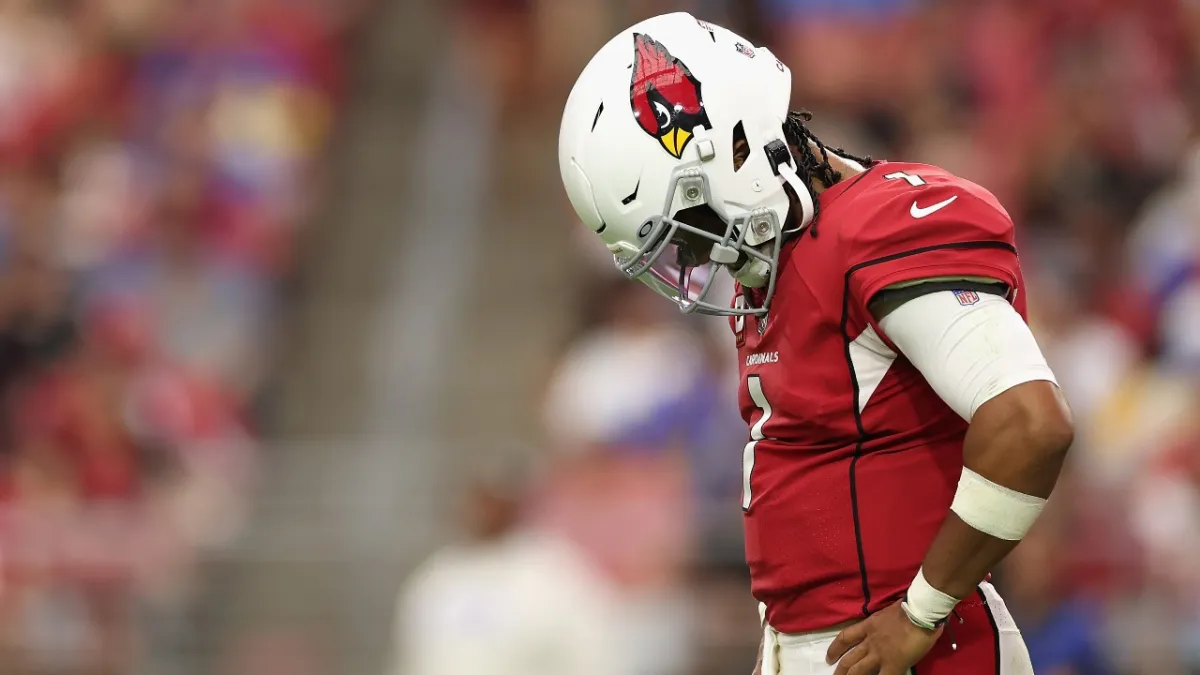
[781, 110, 874, 237]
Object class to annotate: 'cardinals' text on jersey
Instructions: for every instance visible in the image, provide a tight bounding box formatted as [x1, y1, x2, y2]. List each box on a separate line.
[732, 162, 1027, 633]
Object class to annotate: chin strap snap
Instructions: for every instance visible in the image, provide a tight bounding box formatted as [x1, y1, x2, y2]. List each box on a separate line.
[731, 257, 771, 288]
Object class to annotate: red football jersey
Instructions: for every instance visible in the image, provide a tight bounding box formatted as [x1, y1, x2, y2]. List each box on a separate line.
[732, 161, 1027, 633]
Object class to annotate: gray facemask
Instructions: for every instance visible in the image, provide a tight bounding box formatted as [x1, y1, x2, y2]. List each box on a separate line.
[613, 165, 786, 317]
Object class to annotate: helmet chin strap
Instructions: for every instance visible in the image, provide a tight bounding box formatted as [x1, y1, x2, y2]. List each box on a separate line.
[731, 256, 771, 288]
[730, 160, 817, 289]
[777, 162, 816, 232]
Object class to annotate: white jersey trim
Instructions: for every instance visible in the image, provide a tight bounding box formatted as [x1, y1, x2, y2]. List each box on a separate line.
[848, 325, 897, 413]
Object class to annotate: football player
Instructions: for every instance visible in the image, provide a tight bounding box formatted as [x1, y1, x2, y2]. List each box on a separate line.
[558, 12, 1075, 675]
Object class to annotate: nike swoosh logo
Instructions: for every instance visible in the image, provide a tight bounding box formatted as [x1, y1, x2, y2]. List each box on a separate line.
[910, 195, 958, 218]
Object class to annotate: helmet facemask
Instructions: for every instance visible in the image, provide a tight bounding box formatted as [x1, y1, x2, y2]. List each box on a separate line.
[610, 162, 789, 317]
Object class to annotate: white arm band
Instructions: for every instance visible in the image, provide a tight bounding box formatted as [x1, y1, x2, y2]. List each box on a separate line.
[877, 289, 1057, 421]
[951, 467, 1046, 540]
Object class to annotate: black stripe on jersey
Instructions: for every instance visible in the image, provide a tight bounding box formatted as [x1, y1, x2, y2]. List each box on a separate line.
[978, 587, 1002, 675]
[849, 240, 1017, 275]
[839, 240, 1017, 618]
[868, 279, 1009, 319]
[839, 272, 875, 616]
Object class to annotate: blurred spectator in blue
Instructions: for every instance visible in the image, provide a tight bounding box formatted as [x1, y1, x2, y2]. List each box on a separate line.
[542, 278, 709, 452]
[999, 495, 1114, 675]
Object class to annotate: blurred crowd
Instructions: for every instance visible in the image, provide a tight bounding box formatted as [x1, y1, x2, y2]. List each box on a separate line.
[0, 0, 362, 672]
[18, 0, 1197, 673]
[399, 1, 1200, 675]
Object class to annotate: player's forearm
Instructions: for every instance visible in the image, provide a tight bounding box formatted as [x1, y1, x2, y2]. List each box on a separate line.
[919, 381, 1073, 601]
[871, 288, 1072, 629]
[919, 513, 1017, 601]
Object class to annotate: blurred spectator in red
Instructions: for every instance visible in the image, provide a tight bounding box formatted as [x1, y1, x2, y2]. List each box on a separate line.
[0, 0, 365, 670]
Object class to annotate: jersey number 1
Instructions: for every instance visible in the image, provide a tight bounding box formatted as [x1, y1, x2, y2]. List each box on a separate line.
[743, 375, 773, 510]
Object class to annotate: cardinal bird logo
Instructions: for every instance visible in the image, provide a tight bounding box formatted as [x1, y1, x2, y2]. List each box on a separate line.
[630, 33, 712, 159]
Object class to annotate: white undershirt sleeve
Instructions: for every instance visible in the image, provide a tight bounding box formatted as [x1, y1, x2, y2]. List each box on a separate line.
[876, 289, 1058, 421]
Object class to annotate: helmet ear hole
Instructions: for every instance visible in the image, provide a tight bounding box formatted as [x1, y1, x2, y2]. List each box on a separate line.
[732, 121, 749, 172]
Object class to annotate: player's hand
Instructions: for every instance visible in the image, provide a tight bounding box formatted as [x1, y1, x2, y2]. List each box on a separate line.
[825, 601, 941, 675]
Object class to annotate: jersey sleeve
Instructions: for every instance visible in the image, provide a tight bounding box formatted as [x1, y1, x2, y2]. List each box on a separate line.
[843, 181, 1021, 315]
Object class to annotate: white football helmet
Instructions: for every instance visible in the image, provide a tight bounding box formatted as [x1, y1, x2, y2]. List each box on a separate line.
[559, 12, 814, 316]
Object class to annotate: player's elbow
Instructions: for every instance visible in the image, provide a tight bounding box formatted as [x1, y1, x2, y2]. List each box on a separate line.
[1023, 399, 1074, 462]
[1001, 381, 1075, 462]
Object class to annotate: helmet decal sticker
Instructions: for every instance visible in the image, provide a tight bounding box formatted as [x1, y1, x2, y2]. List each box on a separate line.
[630, 33, 713, 159]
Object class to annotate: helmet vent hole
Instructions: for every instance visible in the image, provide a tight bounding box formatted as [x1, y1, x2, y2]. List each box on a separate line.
[732, 121, 749, 172]
[591, 102, 604, 132]
[621, 177, 641, 205]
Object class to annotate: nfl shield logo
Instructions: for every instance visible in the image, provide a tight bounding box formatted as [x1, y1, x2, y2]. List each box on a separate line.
[953, 290, 980, 306]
